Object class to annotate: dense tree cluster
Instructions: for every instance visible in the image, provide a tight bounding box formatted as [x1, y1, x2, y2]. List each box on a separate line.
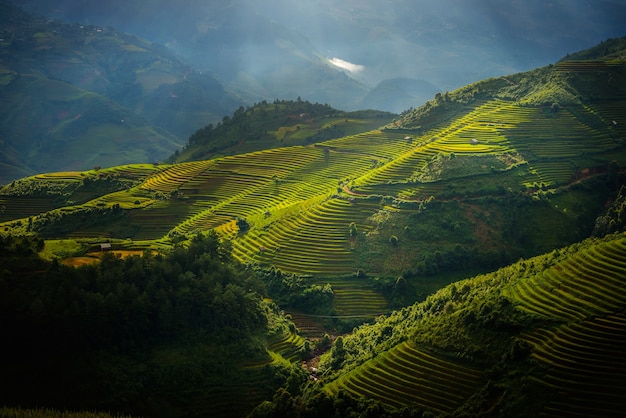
[257, 267, 334, 315]
[177, 99, 342, 162]
[0, 232, 283, 416]
[593, 184, 626, 236]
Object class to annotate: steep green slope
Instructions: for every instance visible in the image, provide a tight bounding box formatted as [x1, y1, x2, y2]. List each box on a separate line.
[1, 38, 625, 319]
[248, 231, 626, 417]
[0, 74, 180, 177]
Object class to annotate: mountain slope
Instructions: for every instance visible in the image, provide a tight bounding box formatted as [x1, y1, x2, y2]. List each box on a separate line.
[0, 1, 242, 184]
[16, 0, 369, 111]
[173, 100, 396, 162]
[250, 231, 626, 417]
[1, 38, 625, 317]
[0, 73, 179, 176]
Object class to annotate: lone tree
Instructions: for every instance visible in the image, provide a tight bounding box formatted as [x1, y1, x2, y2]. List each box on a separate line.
[349, 222, 358, 237]
[236, 217, 250, 233]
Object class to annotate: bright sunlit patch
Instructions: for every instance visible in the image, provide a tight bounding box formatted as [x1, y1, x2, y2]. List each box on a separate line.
[328, 57, 365, 73]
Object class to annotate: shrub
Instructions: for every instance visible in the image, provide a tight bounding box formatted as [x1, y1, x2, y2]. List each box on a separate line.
[236, 217, 250, 233]
[349, 222, 358, 237]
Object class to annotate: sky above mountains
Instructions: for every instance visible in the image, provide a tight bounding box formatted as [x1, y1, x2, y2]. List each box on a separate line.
[14, 0, 626, 112]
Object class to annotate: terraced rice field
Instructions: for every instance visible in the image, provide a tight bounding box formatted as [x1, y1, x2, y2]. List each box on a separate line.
[325, 341, 483, 413]
[232, 197, 380, 275]
[322, 237, 626, 415]
[0, 197, 58, 222]
[33, 171, 85, 181]
[104, 163, 163, 179]
[507, 109, 616, 159]
[316, 277, 388, 318]
[127, 201, 195, 240]
[352, 99, 622, 193]
[352, 100, 522, 190]
[504, 238, 626, 321]
[44, 132, 402, 278]
[267, 331, 306, 363]
[286, 312, 327, 338]
[590, 101, 626, 122]
[319, 130, 415, 160]
[529, 161, 576, 187]
[505, 237, 626, 416]
[331, 286, 388, 317]
[555, 60, 625, 73]
[522, 314, 626, 417]
[141, 160, 220, 193]
[3, 95, 623, 284]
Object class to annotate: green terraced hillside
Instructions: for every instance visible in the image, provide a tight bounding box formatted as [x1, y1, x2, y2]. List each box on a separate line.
[2, 39, 626, 319]
[325, 341, 484, 413]
[505, 238, 626, 416]
[306, 232, 626, 417]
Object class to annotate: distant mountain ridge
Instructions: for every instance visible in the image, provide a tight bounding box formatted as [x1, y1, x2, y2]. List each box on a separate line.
[0, 0, 243, 184]
[3, 0, 626, 183]
[15, 0, 626, 112]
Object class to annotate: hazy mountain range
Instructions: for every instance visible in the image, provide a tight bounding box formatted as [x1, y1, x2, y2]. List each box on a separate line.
[1, 0, 625, 183]
[16, 0, 626, 111]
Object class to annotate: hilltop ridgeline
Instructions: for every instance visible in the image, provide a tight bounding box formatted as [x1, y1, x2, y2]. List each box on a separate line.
[172, 99, 395, 163]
